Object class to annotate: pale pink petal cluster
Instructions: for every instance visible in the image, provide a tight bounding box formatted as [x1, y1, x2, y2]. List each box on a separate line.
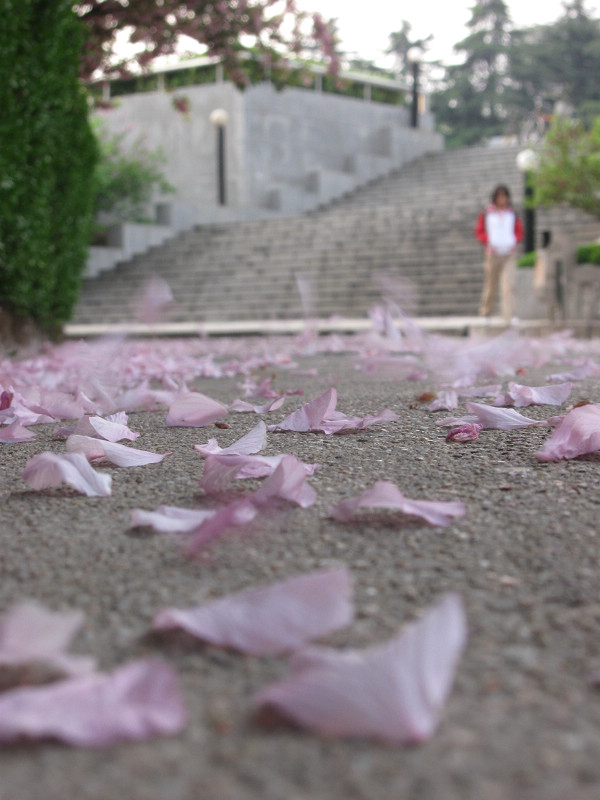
[268, 388, 397, 434]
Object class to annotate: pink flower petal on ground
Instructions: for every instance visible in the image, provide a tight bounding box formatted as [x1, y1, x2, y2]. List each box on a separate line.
[464, 401, 546, 431]
[535, 404, 600, 461]
[0, 421, 35, 442]
[130, 505, 216, 534]
[73, 414, 140, 442]
[66, 435, 172, 467]
[494, 381, 572, 408]
[194, 421, 267, 456]
[428, 390, 458, 412]
[547, 359, 600, 382]
[22, 452, 112, 497]
[0, 602, 95, 677]
[153, 567, 354, 655]
[268, 388, 338, 432]
[166, 391, 228, 427]
[252, 454, 317, 509]
[199, 453, 319, 494]
[229, 396, 286, 414]
[445, 423, 482, 442]
[319, 408, 399, 435]
[329, 480, 465, 527]
[0, 659, 186, 746]
[27, 391, 84, 421]
[185, 499, 260, 556]
[185, 456, 317, 555]
[268, 388, 398, 435]
[252, 593, 467, 744]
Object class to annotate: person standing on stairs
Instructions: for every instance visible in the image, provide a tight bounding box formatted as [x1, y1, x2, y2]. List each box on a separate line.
[475, 184, 524, 323]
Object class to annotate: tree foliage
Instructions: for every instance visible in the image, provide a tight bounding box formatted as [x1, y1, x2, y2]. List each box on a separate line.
[0, 0, 98, 337]
[92, 119, 173, 223]
[429, 0, 600, 147]
[532, 116, 600, 218]
[431, 0, 514, 147]
[74, 0, 339, 85]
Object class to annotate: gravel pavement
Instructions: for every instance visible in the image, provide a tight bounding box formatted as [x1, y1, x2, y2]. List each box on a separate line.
[2, 328, 600, 800]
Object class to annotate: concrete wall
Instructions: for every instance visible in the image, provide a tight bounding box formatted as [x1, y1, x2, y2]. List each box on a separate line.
[93, 80, 443, 221]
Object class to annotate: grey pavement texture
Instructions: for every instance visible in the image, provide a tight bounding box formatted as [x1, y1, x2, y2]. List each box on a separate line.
[2, 327, 600, 799]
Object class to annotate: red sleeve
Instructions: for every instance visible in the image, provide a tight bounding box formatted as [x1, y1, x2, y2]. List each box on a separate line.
[474, 212, 487, 245]
[514, 214, 524, 244]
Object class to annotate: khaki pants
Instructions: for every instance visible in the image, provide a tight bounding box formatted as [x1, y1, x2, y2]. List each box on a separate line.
[479, 250, 516, 319]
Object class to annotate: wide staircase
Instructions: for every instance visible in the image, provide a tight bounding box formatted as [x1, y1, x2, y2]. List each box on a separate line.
[71, 144, 600, 327]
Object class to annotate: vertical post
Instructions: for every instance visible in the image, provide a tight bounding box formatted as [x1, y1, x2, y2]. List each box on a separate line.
[217, 125, 226, 206]
[523, 172, 535, 254]
[209, 109, 229, 207]
[407, 47, 422, 129]
[411, 60, 420, 129]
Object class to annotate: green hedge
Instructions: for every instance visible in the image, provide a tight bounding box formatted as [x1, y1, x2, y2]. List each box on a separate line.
[0, 0, 98, 335]
[517, 251, 536, 268]
[577, 243, 600, 264]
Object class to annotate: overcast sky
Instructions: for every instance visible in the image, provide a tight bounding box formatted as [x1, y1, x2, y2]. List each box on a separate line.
[297, 0, 600, 66]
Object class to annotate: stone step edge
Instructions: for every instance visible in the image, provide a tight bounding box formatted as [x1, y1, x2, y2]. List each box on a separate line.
[63, 316, 554, 339]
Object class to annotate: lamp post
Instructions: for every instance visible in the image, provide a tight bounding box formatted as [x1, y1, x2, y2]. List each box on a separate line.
[516, 148, 539, 254]
[407, 47, 421, 129]
[209, 108, 229, 206]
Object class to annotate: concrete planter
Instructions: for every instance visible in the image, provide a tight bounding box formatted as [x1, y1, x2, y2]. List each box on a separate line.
[514, 267, 547, 320]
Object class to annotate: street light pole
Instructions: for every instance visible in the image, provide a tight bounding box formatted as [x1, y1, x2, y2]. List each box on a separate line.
[516, 148, 539, 253]
[209, 108, 229, 206]
[407, 47, 422, 129]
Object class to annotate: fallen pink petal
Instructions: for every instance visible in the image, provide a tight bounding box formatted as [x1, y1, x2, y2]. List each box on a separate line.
[445, 423, 482, 442]
[66, 435, 172, 467]
[464, 401, 547, 431]
[22, 452, 112, 497]
[199, 452, 319, 494]
[268, 387, 398, 434]
[72, 414, 140, 442]
[428, 390, 458, 412]
[493, 381, 572, 408]
[0, 420, 35, 442]
[252, 593, 467, 744]
[535, 403, 600, 461]
[166, 390, 228, 427]
[0, 602, 95, 678]
[268, 388, 338, 432]
[129, 505, 216, 534]
[194, 421, 267, 455]
[0, 659, 187, 747]
[153, 566, 354, 655]
[329, 480, 465, 526]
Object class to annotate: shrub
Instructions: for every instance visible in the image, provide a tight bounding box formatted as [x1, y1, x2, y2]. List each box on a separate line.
[576, 243, 600, 264]
[0, 0, 98, 337]
[517, 251, 536, 268]
[92, 118, 173, 223]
